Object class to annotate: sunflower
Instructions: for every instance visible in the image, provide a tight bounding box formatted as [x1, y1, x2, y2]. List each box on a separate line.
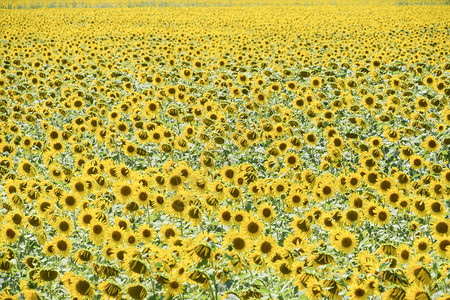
[442, 169, 450, 185]
[397, 244, 412, 264]
[420, 136, 440, 152]
[1, 226, 20, 244]
[429, 181, 444, 199]
[168, 195, 187, 218]
[224, 230, 251, 253]
[113, 181, 136, 203]
[315, 180, 335, 200]
[434, 238, 450, 258]
[310, 76, 322, 89]
[331, 229, 358, 254]
[291, 217, 312, 237]
[166, 172, 185, 191]
[405, 286, 431, 300]
[159, 224, 179, 242]
[361, 94, 376, 109]
[374, 207, 390, 226]
[241, 216, 264, 239]
[430, 218, 449, 238]
[150, 192, 165, 212]
[36, 198, 55, 217]
[107, 226, 125, 246]
[428, 199, 446, 218]
[61, 272, 95, 299]
[284, 152, 300, 169]
[407, 264, 432, 286]
[254, 234, 277, 258]
[347, 283, 369, 300]
[124, 255, 149, 279]
[413, 236, 431, 254]
[221, 165, 236, 183]
[304, 132, 318, 146]
[122, 142, 137, 157]
[376, 177, 393, 194]
[71, 177, 89, 197]
[77, 209, 98, 229]
[50, 216, 73, 236]
[161, 277, 185, 298]
[411, 198, 428, 217]
[231, 210, 247, 226]
[136, 224, 155, 244]
[98, 281, 122, 299]
[271, 178, 288, 197]
[17, 159, 35, 178]
[257, 202, 276, 223]
[89, 220, 107, 246]
[7, 210, 25, 229]
[54, 236, 72, 257]
[343, 209, 362, 226]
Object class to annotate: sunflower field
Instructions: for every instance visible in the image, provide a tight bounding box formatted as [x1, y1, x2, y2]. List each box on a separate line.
[0, 0, 449, 299]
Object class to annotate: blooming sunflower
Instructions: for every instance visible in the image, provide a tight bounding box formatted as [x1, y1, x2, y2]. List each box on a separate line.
[240, 216, 264, 239]
[347, 283, 369, 300]
[224, 230, 251, 253]
[164, 277, 185, 298]
[421, 136, 440, 152]
[330, 229, 358, 254]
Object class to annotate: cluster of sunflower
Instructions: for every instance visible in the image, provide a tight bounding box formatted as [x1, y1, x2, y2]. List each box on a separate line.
[1, 0, 448, 9]
[0, 2, 449, 300]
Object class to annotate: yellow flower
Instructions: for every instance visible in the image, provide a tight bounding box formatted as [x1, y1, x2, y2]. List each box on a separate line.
[330, 229, 358, 254]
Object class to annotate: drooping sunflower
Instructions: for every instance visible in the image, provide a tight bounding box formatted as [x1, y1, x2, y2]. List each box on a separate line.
[291, 217, 312, 237]
[98, 281, 122, 299]
[126, 284, 147, 300]
[434, 237, 450, 258]
[406, 264, 432, 286]
[62, 272, 95, 299]
[123, 255, 149, 279]
[33, 268, 59, 285]
[17, 159, 36, 178]
[405, 286, 431, 300]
